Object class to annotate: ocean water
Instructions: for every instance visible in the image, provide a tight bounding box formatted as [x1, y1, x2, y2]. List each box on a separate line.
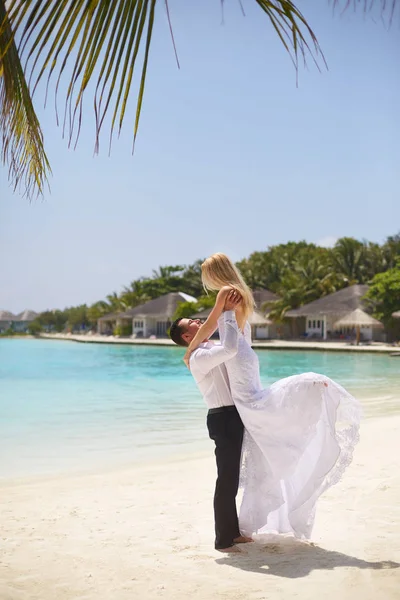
[0, 339, 399, 478]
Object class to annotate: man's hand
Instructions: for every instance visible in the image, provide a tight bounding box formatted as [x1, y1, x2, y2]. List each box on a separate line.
[224, 289, 242, 311]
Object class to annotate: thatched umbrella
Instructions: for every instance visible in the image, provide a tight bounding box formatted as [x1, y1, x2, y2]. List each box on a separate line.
[392, 311, 400, 319]
[248, 310, 272, 327]
[334, 309, 383, 345]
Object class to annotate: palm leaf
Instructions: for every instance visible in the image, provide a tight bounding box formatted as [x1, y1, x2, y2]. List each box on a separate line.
[1, 0, 398, 199]
[332, 0, 400, 24]
[3, 0, 160, 154]
[255, 1, 325, 72]
[0, 0, 50, 199]
[2, 0, 327, 157]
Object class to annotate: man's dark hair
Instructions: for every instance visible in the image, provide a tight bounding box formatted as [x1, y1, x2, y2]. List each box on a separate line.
[169, 318, 188, 347]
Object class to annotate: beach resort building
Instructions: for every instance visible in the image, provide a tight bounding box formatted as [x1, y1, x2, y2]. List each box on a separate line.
[13, 310, 39, 332]
[97, 292, 197, 337]
[0, 310, 38, 333]
[286, 284, 384, 342]
[96, 288, 286, 340]
[0, 310, 15, 333]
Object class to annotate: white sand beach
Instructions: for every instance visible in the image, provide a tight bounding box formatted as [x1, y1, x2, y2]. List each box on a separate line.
[1, 415, 399, 600]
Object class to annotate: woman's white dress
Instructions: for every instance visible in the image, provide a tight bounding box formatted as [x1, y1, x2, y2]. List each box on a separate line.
[219, 316, 362, 540]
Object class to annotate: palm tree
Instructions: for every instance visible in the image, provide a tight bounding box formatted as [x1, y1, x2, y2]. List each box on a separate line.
[87, 300, 111, 323]
[330, 237, 367, 284]
[105, 291, 127, 312]
[119, 280, 150, 308]
[1, 0, 398, 199]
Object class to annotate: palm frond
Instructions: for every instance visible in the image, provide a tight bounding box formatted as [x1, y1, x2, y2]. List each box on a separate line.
[254, 1, 326, 73]
[3, 0, 327, 156]
[4, 0, 158, 154]
[0, 0, 50, 199]
[332, 0, 400, 24]
[1, 0, 396, 200]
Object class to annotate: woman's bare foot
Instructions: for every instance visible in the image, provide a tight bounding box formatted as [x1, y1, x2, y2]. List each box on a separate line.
[217, 545, 241, 553]
[233, 535, 254, 544]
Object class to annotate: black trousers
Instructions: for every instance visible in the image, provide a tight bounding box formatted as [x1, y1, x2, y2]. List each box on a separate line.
[207, 406, 244, 550]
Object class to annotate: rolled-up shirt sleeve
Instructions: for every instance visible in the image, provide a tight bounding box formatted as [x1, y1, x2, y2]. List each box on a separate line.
[190, 311, 240, 374]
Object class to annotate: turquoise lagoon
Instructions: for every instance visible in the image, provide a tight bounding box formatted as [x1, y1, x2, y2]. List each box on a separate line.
[0, 339, 399, 478]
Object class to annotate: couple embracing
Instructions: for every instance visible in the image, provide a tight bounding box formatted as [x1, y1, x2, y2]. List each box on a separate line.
[170, 253, 361, 553]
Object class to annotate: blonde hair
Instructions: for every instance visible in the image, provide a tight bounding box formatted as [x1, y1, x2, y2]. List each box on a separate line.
[201, 253, 255, 320]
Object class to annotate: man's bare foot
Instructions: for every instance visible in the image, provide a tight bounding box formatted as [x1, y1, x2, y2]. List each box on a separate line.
[217, 545, 241, 553]
[233, 535, 254, 544]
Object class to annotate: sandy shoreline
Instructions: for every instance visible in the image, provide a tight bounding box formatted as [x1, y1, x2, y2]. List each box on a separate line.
[34, 332, 400, 353]
[1, 415, 399, 600]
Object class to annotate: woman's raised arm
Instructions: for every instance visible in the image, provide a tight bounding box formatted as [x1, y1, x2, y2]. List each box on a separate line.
[183, 287, 237, 367]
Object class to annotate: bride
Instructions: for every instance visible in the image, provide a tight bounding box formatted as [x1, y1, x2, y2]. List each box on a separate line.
[184, 252, 361, 540]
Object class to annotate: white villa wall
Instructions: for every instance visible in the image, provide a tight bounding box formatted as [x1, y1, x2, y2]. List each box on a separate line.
[305, 313, 377, 341]
[254, 326, 269, 340]
[132, 317, 171, 338]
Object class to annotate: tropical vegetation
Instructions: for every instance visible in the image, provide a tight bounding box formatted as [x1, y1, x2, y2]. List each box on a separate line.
[26, 232, 400, 337]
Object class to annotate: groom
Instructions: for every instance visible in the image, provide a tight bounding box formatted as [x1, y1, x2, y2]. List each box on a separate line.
[169, 291, 252, 553]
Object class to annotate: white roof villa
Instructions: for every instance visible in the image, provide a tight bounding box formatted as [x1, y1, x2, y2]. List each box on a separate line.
[97, 292, 197, 337]
[0, 310, 15, 321]
[97, 288, 282, 340]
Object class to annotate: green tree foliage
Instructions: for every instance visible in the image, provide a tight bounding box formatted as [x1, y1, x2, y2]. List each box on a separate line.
[365, 261, 400, 324]
[27, 320, 42, 335]
[87, 301, 111, 323]
[365, 260, 400, 341]
[30, 231, 400, 332]
[172, 293, 216, 323]
[172, 302, 199, 322]
[31, 310, 68, 333]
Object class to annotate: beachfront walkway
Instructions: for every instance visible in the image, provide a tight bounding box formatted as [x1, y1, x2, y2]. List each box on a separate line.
[38, 333, 400, 353]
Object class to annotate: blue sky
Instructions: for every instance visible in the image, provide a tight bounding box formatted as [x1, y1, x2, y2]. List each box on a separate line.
[1, 1, 399, 313]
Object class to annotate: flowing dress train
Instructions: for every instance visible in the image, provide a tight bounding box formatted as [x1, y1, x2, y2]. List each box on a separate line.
[219, 316, 362, 539]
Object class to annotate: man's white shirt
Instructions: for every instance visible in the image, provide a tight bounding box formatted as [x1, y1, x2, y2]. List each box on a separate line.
[189, 311, 240, 409]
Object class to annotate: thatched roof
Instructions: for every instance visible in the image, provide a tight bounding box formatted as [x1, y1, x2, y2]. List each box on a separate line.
[97, 312, 123, 323]
[248, 310, 272, 326]
[0, 310, 16, 320]
[392, 310, 400, 319]
[253, 289, 280, 309]
[15, 310, 38, 322]
[116, 292, 198, 320]
[286, 285, 369, 317]
[334, 309, 383, 329]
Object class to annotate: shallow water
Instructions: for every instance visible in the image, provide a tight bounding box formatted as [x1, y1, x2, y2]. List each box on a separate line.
[0, 339, 398, 478]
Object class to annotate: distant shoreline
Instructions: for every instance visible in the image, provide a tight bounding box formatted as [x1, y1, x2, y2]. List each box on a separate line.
[24, 333, 400, 353]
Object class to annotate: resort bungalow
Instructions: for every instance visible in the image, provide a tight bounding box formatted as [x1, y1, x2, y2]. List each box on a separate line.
[0, 310, 15, 333]
[13, 310, 39, 332]
[97, 292, 197, 337]
[252, 289, 290, 339]
[286, 284, 384, 342]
